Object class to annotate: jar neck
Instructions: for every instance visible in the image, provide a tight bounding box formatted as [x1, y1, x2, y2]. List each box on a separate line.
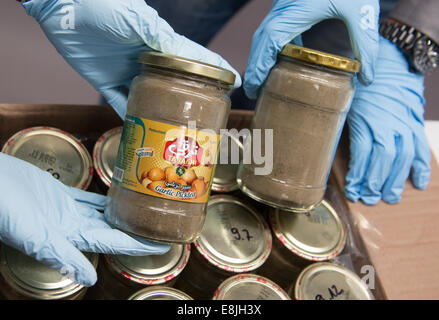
[140, 65, 231, 92]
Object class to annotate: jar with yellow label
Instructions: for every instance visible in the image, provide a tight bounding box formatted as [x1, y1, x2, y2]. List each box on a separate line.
[104, 52, 235, 243]
[237, 44, 359, 212]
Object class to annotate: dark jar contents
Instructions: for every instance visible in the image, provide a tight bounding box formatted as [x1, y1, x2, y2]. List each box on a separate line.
[85, 243, 190, 300]
[92, 126, 123, 193]
[212, 274, 290, 300]
[128, 286, 193, 300]
[174, 195, 272, 299]
[105, 52, 235, 243]
[0, 245, 97, 300]
[257, 200, 346, 291]
[289, 262, 374, 300]
[237, 44, 359, 212]
[2, 126, 93, 190]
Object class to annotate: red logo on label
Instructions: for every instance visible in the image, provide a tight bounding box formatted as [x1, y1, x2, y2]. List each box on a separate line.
[163, 136, 203, 169]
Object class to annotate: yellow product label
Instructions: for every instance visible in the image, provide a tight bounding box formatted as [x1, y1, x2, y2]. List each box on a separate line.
[113, 115, 220, 203]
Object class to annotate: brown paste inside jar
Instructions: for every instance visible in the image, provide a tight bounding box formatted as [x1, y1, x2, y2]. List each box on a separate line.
[238, 57, 354, 211]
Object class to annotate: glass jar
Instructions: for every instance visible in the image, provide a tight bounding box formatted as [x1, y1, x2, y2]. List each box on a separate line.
[2, 126, 93, 190]
[289, 262, 374, 300]
[0, 245, 97, 300]
[105, 52, 235, 243]
[85, 243, 190, 300]
[211, 133, 242, 193]
[237, 44, 359, 212]
[213, 274, 290, 300]
[174, 195, 272, 299]
[258, 200, 347, 291]
[92, 126, 123, 193]
[128, 286, 193, 300]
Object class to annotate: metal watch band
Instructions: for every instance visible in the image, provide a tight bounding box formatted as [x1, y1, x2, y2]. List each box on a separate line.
[379, 20, 438, 74]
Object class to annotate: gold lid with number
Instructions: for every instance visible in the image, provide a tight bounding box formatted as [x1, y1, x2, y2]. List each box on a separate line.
[280, 44, 360, 73]
[138, 51, 236, 85]
[294, 262, 374, 300]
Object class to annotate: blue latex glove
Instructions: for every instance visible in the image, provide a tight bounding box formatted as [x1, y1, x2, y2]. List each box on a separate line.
[345, 37, 431, 205]
[244, 0, 380, 99]
[21, 0, 242, 119]
[0, 153, 170, 287]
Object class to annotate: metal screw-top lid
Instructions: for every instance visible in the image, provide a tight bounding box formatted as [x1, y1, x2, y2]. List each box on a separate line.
[270, 200, 346, 261]
[294, 262, 374, 300]
[194, 195, 272, 273]
[0, 245, 98, 300]
[213, 274, 290, 300]
[280, 44, 360, 73]
[105, 244, 190, 285]
[212, 133, 243, 193]
[138, 51, 236, 85]
[128, 286, 193, 300]
[93, 127, 123, 187]
[2, 126, 93, 190]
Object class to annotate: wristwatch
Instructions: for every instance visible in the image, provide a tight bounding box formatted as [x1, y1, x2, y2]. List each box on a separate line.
[379, 19, 439, 75]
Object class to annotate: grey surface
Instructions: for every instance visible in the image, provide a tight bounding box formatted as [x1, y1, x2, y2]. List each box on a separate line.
[0, 1, 438, 119]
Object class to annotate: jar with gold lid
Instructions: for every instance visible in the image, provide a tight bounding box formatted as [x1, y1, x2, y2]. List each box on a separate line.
[237, 44, 359, 212]
[105, 52, 235, 243]
[258, 200, 347, 291]
[174, 195, 272, 299]
[0, 245, 97, 300]
[86, 243, 190, 300]
[289, 262, 374, 300]
[213, 274, 290, 300]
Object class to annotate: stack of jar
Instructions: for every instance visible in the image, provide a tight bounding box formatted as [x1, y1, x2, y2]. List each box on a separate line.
[0, 46, 376, 300]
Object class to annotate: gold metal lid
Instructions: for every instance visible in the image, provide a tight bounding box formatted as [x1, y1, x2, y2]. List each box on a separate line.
[270, 200, 347, 261]
[105, 244, 190, 285]
[280, 44, 360, 73]
[2, 126, 93, 190]
[194, 195, 272, 273]
[93, 127, 123, 187]
[138, 51, 236, 85]
[0, 245, 98, 300]
[294, 262, 374, 300]
[128, 286, 193, 300]
[213, 274, 291, 300]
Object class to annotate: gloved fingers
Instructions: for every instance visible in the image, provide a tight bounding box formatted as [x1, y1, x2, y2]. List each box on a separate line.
[131, 2, 241, 88]
[69, 228, 170, 256]
[243, 13, 311, 99]
[100, 86, 129, 120]
[381, 131, 415, 204]
[31, 234, 98, 287]
[344, 112, 373, 202]
[411, 126, 431, 190]
[343, 4, 380, 85]
[358, 135, 396, 205]
[59, 184, 107, 211]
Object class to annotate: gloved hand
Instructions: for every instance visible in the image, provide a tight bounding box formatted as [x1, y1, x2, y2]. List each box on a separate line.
[244, 0, 380, 99]
[345, 37, 431, 205]
[0, 153, 170, 287]
[21, 0, 241, 119]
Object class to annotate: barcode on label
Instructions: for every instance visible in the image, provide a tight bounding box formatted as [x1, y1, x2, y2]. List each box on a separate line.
[113, 167, 124, 182]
